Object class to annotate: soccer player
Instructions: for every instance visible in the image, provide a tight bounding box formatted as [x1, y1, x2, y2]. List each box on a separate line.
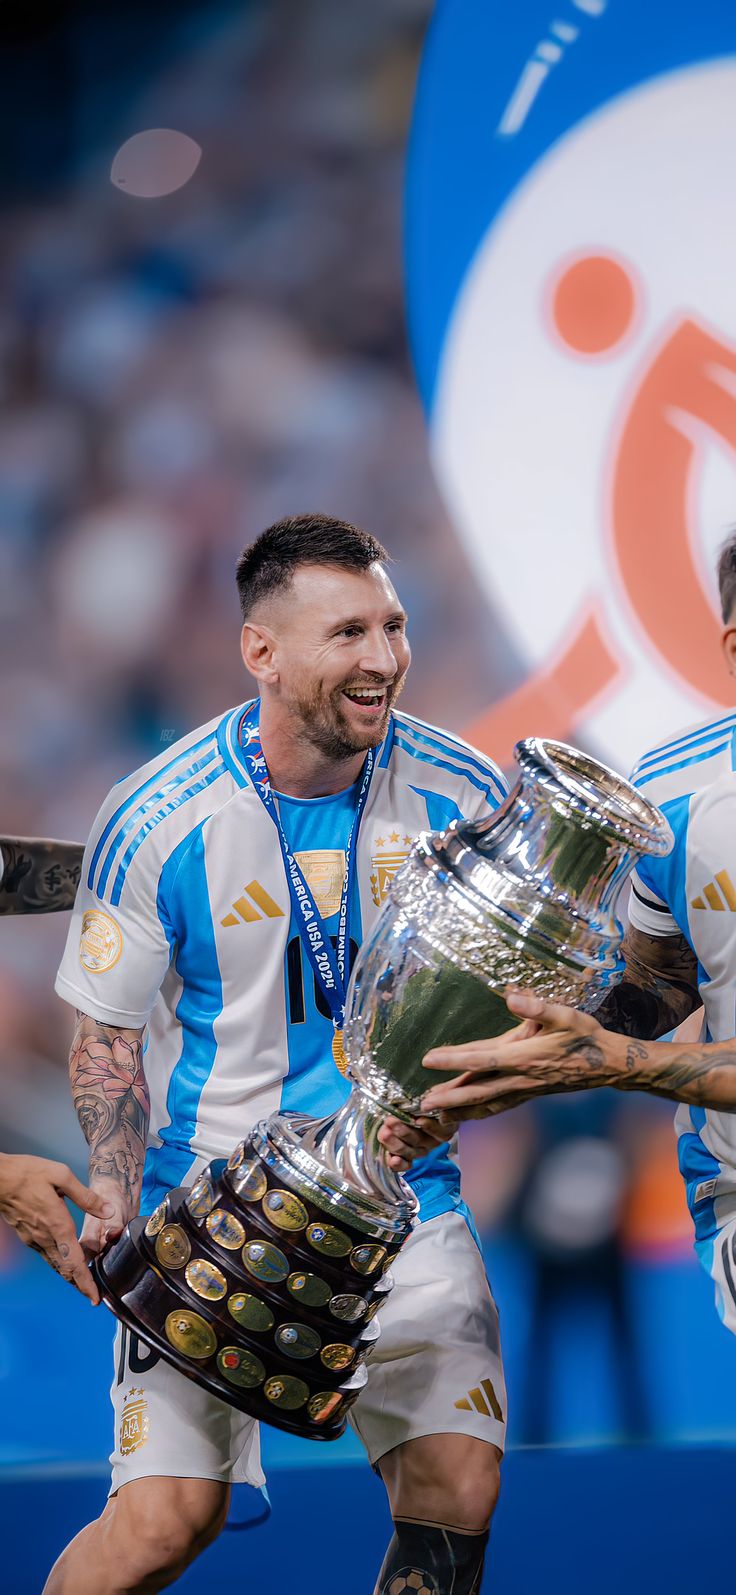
[44, 514, 508, 1595]
[0, 837, 111, 1298]
[422, 534, 736, 1352]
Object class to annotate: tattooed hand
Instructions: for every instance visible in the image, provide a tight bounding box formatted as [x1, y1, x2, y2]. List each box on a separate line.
[70, 1012, 149, 1257]
[421, 990, 625, 1118]
[0, 1153, 113, 1301]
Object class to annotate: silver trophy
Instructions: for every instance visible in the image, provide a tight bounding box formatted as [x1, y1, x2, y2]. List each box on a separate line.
[94, 737, 671, 1438]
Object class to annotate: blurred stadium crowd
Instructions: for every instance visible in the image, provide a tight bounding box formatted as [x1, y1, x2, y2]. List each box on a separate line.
[0, 0, 513, 1132]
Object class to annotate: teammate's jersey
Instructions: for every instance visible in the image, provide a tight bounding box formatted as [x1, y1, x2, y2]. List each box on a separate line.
[56, 701, 507, 1223]
[628, 708, 736, 1240]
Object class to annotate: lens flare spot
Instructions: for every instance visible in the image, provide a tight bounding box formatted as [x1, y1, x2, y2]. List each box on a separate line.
[110, 129, 202, 199]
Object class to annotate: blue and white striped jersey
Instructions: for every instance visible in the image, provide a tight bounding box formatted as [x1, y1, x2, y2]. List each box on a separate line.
[56, 701, 508, 1223]
[629, 709, 736, 1240]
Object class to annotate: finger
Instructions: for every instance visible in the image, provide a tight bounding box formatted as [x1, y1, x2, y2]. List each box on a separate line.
[385, 1152, 411, 1172]
[80, 1223, 106, 1262]
[53, 1169, 111, 1219]
[503, 988, 546, 1021]
[423, 1026, 526, 1067]
[423, 1048, 498, 1073]
[379, 1128, 434, 1158]
[504, 988, 580, 1029]
[64, 1241, 101, 1303]
[426, 1078, 532, 1111]
[423, 1071, 528, 1110]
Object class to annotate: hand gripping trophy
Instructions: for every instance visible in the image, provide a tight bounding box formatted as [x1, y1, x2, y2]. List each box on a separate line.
[93, 738, 672, 1438]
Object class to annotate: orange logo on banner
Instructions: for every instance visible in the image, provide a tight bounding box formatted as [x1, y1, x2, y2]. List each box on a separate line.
[466, 253, 733, 765]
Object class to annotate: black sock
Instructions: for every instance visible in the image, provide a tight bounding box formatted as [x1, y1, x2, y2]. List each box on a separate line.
[375, 1519, 489, 1595]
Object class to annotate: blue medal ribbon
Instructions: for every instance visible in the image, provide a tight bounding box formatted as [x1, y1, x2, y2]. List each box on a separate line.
[239, 701, 375, 1030]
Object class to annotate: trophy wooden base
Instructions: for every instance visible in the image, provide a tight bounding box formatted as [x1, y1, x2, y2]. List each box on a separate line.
[92, 1126, 410, 1441]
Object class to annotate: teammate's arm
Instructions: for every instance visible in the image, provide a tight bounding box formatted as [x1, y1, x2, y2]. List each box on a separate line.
[591, 924, 700, 1038]
[70, 1010, 149, 1258]
[0, 838, 82, 915]
[420, 926, 702, 1119]
[422, 988, 736, 1117]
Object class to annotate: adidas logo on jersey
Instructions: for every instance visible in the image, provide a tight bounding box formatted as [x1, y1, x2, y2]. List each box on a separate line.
[454, 1377, 503, 1421]
[221, 881, 284, 926]
[691, 870, 736, 912]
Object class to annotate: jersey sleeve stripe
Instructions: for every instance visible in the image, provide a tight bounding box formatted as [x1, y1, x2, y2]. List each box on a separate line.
[94, 744, 220, 896]
[393, 715, 508, 801]
[633, 739, 731, 788]
[631, 881, 670, 913]
[107, 763, 228, 906]
[633, 714, 736, 775]
[392, 732, 502, 799]
[88, 733, 218, 890]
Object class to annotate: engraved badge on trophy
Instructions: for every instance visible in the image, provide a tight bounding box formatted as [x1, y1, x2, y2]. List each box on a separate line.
[93, 738, 672, 1439]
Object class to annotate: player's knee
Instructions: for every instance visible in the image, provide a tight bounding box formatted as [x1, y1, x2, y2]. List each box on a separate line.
[454, 1444, 501, 1529]
[384, 1435, 502, 1534]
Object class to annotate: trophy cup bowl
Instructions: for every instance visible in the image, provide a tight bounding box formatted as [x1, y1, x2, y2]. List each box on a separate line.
[93, 738, 672, 1439]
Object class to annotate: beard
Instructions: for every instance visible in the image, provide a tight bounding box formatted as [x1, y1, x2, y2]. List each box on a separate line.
[289, 674, 405, 761]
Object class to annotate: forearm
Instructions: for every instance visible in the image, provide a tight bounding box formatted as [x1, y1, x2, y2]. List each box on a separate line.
[0, 838, 83, 914]
[610, 1033, 736, 1109]
[70, 1011, 149, 1212]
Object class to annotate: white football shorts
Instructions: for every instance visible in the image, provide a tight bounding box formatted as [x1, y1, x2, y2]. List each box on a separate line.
[109, 1208, 506, 1496]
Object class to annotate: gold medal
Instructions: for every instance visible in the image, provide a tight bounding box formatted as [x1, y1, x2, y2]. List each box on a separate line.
[227, 1293, 275, 1333]
[231, 1159, 268, 1203]
[364, 1300, 380, 1323]
[261, 1189, 308, 1232]
[286, 1271, 332, 1309]
[306, 1221, 351, 1258]
[164, 1309, 216, 1361]
[185, 1258, 227, 1301]
[185, 1175, 216, 1221]
[264, 1374, 309, 1410]
[155, 1224, 191, 1270]
[329, 1294, 367, 1324]
[320, 1343, 355, 1372]
[350, 1243, 387, 1276]
[217, 1347, 265, 1388]
[331, 1028, 349, 1079]
[242, 1239, 289, 1284]
[206, 1209, 246, 1250]
[226, 1141, 246, 1172]
[144, 1202, 167, 1238]
[275, 1323, 321, 1360]
[307, 1391, 344, 1426]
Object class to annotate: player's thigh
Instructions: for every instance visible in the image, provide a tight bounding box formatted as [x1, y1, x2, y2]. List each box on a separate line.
[110, 1324, 264, 1495]
[351, 1210, 506, 1500]
[103, 1473, 229, 1573]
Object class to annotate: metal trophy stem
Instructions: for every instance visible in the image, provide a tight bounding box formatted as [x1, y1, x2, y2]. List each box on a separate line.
[93, 737, 672, 1440]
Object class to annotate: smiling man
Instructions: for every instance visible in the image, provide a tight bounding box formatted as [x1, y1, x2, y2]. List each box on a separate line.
[46, 514, 508, 1595]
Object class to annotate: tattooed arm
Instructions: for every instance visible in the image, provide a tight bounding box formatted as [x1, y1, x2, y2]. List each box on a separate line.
[422, 989, 736, 1118]
[591, 924, 700, 1038]
[70, 1010, 149, 1258]
[0, 838, 83, 914]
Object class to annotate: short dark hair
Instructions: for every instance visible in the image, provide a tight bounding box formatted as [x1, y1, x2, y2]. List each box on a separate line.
[236, 513, 388, 620]
[717, 531, 736, 623]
